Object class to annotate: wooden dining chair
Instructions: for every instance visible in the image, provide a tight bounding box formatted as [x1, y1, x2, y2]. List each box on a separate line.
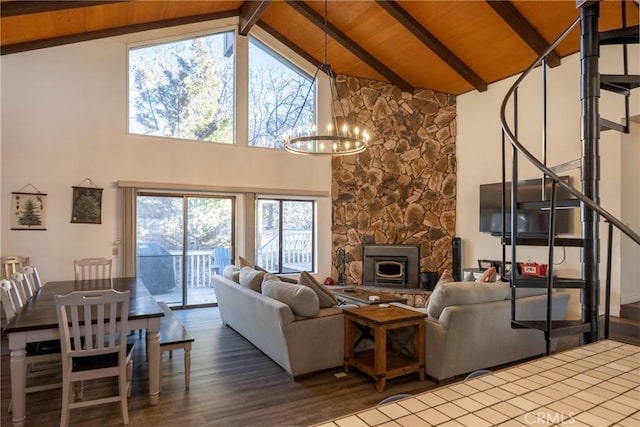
[12, 271, 35, 302]
[55, 289, 134, 427]
[0, 279, 61, 413]
[22, 265, 43, 294]
[1, 256, 29, 280]
[1, 279, 23, 322]
[73, 258, 112, 281]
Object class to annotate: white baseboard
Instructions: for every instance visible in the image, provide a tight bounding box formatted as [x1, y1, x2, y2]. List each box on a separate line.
[621, 294, 640, 305]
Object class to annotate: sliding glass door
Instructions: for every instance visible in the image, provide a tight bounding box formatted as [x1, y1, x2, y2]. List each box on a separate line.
[137, 193, 234, 307]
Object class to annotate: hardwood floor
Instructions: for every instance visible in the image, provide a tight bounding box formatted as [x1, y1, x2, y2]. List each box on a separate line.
[1, 307, 441, 427]
[3, 307, 637, 426]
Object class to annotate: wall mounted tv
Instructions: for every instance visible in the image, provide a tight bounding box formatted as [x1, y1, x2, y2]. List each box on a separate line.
[479, 176, 573, 236]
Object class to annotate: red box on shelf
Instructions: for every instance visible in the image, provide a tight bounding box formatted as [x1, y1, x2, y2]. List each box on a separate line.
[519, 262, 548, 277]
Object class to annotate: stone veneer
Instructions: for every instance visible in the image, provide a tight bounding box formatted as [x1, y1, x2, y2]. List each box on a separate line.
[331, 75, 456, 286]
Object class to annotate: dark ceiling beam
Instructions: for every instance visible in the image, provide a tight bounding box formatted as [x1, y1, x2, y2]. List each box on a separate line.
[239, 1, 272, 36]
[1, 10, 238, 56]
[286, 0, 413, 93]
[0, 1, 128, 17]
[258, 21, 323, 69]
[376, 0, 487, 92]
[486, 0, 561, 68]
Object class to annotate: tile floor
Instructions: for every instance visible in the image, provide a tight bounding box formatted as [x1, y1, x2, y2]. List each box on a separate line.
[314, 340, 639, 427]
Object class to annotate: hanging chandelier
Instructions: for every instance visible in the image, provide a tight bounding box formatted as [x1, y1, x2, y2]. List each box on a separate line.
[283, 1, 370, 156]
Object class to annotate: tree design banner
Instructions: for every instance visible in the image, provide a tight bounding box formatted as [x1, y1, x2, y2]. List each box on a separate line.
[12, 192, 47, 230]
[71, 186, 103, 224]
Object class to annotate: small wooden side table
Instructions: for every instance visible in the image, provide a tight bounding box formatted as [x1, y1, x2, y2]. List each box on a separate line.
[343, 304, 425, 392]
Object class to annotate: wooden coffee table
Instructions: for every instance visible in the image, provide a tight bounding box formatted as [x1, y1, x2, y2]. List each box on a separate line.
[343, 304, 425, 392]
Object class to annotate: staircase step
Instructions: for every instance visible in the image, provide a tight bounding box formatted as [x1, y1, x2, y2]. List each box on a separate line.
[512, 320, 591, 337]
[517, 199, 580, 210]
[600, 118, 628, 133]
[620, 302, 640, 321]
[511, 277, 586, 289]
[500, 235, 584, 247]
[599, 25, 639, 45]
[549, 159, 581, 173]
[602, 316, 640, 345]
[600, 74, 640, 90]
[601, 82, 630, 95]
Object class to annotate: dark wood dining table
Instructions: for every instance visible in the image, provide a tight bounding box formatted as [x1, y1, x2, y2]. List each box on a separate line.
[3, 277, 165, 427]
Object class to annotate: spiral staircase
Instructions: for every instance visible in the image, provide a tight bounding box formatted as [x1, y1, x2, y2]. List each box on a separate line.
[499, 0, 640, 353]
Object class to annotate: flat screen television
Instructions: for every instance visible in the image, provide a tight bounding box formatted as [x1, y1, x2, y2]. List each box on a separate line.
[479, 176, 573, 236]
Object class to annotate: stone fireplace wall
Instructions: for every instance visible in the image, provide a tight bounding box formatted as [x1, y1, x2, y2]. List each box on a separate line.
[331, 75, 456, 285]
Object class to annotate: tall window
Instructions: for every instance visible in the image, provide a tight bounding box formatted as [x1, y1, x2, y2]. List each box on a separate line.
[248, 37, 315, 149]
[128, 31, 235, 143]
[256, 199, 314, 273]
[137, 193, 234, 307]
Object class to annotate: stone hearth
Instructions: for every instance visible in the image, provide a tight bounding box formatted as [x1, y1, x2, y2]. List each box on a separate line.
[363, 286, 431, 308]
[331, 75, 457, 286]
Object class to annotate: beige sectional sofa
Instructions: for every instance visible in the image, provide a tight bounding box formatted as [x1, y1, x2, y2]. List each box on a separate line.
[212, 273, 345, 378]
[395, 281, 570, 381]
[214, 267, 570, 383]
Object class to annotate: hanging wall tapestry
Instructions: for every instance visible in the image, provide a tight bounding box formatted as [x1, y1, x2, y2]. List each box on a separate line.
[11, 184, 47, 230]
[71, 178, 103, 224]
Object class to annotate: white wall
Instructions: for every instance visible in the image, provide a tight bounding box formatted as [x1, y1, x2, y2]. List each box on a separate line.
[0, 19, 333, 282]
[457, 44, 639, 318]
[620, 120, 640, 304]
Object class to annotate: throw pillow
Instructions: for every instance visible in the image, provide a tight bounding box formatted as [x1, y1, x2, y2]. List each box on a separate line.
[238, 256, 253, 268]
[426, 281, 509, 319]
[298, 271, 339, 308]
[277, 275, 299, 284]
[262, 272, 280, 283]
[222, 265, 241, 283]
[262, 279, 319, 317]
[477, 267, 497, 283]
[424, 269, 454, 309]
[254, 264, 269, 273]
[438, 269, 454, 285]
[463, 271, 476, 282]
[239, 266, 265, 292]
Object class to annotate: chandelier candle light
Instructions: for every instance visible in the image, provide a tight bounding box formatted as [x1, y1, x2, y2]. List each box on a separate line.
[283, 1, 371, 156]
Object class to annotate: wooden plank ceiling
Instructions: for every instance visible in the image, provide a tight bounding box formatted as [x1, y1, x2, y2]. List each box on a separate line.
[1, 0, 638, 95]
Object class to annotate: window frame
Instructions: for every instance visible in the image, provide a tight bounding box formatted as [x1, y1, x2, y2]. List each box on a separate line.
[126, 26, 238, 145]
[256, 197, 316, 274]
[126, 24, 323, 151]
[247, 35, 316, 150]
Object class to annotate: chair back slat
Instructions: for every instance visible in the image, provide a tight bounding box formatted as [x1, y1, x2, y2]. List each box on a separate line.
[74, 258, 112, 281]
[1, 256, 29, 280]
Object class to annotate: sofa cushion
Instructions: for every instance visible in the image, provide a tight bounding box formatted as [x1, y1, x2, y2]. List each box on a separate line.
[298, 271, 339, 308]
[239, 266, 265, 292]
[222, 265, 241, 283]
[262, 279, 319, 317]
[508, 288, 549, 299]
[426, 281, 510, 319]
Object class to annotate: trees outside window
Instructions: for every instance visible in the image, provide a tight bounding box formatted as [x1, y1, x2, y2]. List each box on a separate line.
[256, 199, 314, 273]
[248, 37, 314, 149]
[129, 31, 234, 143]
[128, 32, 316, 150]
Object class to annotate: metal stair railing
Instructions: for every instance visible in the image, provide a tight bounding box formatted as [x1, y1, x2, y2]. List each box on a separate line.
[499, 11, 640, 351]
